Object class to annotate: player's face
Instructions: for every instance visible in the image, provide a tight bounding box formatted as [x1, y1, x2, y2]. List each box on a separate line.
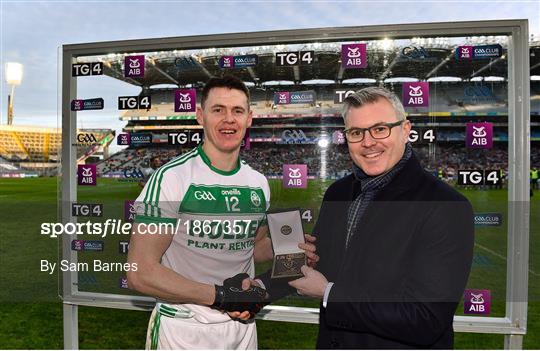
[196, 87, 252, 153]
[345, 98, 411, 176]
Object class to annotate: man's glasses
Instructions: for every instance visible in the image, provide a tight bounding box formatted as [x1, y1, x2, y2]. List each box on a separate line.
[343, 120, 404, 143]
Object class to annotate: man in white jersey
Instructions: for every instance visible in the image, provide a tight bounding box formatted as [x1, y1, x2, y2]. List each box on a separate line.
[127, 76, 318, 349]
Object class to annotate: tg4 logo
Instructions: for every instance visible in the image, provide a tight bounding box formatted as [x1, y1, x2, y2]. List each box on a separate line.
[72, 62, 103, 76]
[408, 128, 436, 144]
[118, 96, 151, 110]
[457, 170, 502, 186]
[275, 51, 314, 66]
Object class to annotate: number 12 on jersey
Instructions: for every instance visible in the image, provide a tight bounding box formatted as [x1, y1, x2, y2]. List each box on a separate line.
[225, 196, 240, 212]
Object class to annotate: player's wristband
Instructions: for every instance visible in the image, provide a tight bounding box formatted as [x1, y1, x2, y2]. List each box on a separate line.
[212, 285, 225, 309]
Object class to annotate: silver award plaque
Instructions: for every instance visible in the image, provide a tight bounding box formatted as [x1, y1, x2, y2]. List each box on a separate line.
[267, 209, 306, 278]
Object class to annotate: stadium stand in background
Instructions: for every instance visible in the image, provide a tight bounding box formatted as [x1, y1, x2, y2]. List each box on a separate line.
[0, 125, 114, 177]
[2, 35, 539, 182]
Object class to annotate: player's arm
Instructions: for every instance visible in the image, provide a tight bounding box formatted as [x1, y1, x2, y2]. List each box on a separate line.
[253, 225, 273, 263]
[127, 222, 215, 305]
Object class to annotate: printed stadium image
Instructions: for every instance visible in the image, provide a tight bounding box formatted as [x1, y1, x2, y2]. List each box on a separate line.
[1, 22, 539, 349]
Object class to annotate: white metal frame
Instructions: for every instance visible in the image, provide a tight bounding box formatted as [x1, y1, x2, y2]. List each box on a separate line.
[60, 20, 530, 349]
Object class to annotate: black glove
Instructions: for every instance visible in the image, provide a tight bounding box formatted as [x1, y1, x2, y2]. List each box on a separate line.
[212, 273, 267, 317]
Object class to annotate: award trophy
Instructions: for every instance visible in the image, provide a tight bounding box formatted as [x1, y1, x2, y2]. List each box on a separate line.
[267, 209, 306, 279]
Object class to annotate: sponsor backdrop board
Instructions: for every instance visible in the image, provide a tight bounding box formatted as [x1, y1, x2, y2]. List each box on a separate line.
[60, 20, 531, 349]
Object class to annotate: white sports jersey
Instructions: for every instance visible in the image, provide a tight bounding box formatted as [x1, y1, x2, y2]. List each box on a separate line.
[135, 144, 270, 326]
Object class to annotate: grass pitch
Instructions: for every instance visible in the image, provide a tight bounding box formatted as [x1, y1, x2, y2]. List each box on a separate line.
[0, 177, 538, 349]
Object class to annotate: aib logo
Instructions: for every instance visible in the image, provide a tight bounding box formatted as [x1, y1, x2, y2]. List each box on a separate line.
[464, 289, 491, 315]
[124, 55, 145, 78]
[457, 46, 474, 60]
[283, 164, 308, 189]
[124, 200, 136, 222]
[275, 92, 290, 105]
[78, 164, 96, 186]
[119, 277, 129, 289]
[175, 89, 196, 112]
[117, 133, 131, 146]
[72, 240, 84, 251]
[341, 44, 367, 69]
[220, 56, 234, 68]
[466, 122, 493, 149]
[403, 82, 429, 107]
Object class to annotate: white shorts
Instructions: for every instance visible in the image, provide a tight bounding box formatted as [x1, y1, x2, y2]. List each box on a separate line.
[146, 303, 257, 350]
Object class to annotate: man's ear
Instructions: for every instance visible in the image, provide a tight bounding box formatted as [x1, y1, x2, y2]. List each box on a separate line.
[402, 119, 412, 141]
[196, 106, 204, 126]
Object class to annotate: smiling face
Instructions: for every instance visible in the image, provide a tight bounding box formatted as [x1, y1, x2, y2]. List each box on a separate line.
[345, 97, 411, 176]
[196, 87, 252, 154]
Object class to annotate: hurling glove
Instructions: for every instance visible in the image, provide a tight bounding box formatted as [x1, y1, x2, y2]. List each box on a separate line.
[212, 273, 267, 317]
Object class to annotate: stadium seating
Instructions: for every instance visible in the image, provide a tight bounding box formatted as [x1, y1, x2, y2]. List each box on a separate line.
[100, 143, 539, 184]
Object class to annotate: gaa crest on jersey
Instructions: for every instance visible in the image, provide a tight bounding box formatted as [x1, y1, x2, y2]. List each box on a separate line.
[250, 190, 261, 207]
